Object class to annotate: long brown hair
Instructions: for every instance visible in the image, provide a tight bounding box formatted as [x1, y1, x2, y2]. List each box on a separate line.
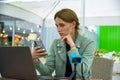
[54, 8, 80, 32]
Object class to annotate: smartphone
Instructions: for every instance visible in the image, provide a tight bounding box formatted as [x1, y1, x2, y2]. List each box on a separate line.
[34, 40, 47, 55]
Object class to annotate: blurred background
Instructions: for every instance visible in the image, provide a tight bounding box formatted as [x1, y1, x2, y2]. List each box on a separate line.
[0, 0, 120, 80]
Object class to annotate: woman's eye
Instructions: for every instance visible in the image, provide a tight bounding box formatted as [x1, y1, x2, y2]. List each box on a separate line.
[60, 24, 65, 27]
[55, 23, 65, 27]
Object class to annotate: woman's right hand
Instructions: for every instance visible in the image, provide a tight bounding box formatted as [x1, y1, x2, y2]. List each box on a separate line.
[32, 46, 46, 63]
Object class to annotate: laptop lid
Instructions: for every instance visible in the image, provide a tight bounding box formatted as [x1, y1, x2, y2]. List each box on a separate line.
[0, 47, 38, 80]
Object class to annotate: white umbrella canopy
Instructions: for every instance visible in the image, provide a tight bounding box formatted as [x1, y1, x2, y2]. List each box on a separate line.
[9, 0, 61, 19]
[8, 0, 82, 27]
[1, 0, 120, 26]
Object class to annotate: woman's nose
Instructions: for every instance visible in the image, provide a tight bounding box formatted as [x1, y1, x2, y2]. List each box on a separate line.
[57, 27, 61, 32]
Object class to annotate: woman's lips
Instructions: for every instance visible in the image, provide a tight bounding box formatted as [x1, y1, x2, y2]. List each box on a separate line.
[59, 33, 63, 36]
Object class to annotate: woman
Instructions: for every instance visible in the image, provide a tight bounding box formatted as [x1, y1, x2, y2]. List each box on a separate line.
[32, 8, 96, 79]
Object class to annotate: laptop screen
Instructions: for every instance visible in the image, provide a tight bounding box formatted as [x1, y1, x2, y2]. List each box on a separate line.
[0, 47, 38, 80]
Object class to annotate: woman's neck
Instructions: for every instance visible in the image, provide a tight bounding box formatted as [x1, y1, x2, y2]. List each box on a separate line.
[72, 31, 78, 42]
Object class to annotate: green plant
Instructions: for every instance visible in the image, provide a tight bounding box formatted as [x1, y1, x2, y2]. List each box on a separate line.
[94, 48, 108, 57]
[113, 52, 120, 57]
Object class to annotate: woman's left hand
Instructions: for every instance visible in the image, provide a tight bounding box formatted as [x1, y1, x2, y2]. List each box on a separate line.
[62, 35, 76, 48]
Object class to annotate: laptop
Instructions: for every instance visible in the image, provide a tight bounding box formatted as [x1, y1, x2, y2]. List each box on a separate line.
[0, 47, 54, 80]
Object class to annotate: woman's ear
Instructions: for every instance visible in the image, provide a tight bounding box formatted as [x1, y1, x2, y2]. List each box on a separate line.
[72, 21, 76, 28]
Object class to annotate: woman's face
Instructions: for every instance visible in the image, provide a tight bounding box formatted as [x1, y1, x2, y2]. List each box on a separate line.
[55, 17, 75, 38]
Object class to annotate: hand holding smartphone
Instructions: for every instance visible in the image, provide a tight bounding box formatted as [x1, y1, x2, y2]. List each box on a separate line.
[34, 40, 47, 55]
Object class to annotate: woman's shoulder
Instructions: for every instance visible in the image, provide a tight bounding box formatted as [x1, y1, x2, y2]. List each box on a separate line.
[78, 33, 94, 42]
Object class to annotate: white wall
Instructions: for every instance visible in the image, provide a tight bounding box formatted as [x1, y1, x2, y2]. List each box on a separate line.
[85, 16, 120, 26]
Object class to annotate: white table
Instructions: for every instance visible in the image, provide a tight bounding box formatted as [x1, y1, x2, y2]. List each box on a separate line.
[112, 62, 120, 80]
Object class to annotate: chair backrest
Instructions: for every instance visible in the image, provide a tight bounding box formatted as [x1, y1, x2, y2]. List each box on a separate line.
[92, 57, 113, 80]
